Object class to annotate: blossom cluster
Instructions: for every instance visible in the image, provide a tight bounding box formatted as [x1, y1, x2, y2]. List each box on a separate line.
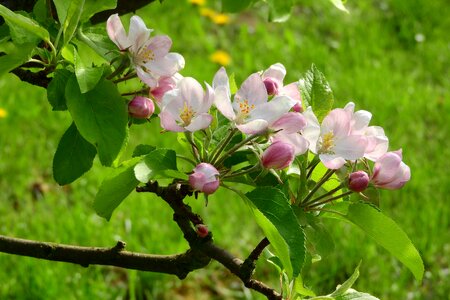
[107, 14, 410, 197]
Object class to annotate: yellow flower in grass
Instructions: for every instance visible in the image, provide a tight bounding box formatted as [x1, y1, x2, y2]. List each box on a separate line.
[211, 13, 230, 25]
[0, 108, 7, 118]
[188, 0, 206, 6]
[210, 50, 231, 66]
[199, 7, 216, 18]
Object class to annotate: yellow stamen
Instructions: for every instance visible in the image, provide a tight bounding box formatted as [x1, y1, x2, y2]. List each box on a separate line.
[180, 102, 194, 126]
[319, 132, 335, 154]
[236, 99, 255, 123]
[138, 47, 155, 63]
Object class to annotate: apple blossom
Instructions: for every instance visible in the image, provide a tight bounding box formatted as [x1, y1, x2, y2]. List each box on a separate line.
[159, 77, 214, 132]
[150, 73, 183, 105]
[213, 67, 296, 134]
[106, 14, 185, 88]
[128, 96, 155, 118]
[303, 107, 368, 169]
[189, 163, 220, 194]
[270, 112, 309, 155]
[261, 141, 296, 170]
[348, 171, 370, 192]
[371, 150, 411, 190]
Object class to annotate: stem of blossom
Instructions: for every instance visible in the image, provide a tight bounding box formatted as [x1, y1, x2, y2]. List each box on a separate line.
[222, 164, 261, 179]
[304, 191, 353, 210]
[185, 132, 201, 163]
[306, 156, 321, 179]
[176, 154, 197, 166]
[209, 128, 237, 164]
[214, 134, 261, 167]
[300, 169, 336, 205]
[121, 88, 150, 96]
[113, 72, 137, 84]
[301, 184, 344, 207]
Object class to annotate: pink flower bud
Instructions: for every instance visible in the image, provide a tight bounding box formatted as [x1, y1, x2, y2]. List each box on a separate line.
[261, 141, 295, 170]
[292, 100, 303, 113]
[348, 171, 370, 192]
[150, 74, 181, 105]
[371, 149, 411, 190]
[263, 78, 279, 96]
[128, 96, 155, 119]
[195, 224, 209, 238]
[189, 163, 220, 194]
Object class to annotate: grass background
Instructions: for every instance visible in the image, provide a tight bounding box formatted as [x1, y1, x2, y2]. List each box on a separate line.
[0, 0, 449, 299]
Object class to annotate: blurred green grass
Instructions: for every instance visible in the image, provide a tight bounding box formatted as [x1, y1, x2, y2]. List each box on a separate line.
[1, 0, 449, 299]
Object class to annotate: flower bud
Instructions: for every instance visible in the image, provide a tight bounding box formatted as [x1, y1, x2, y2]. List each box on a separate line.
[195, 224, 209, 238]
[263, 78, 279, 96]
[150, 74, 181, 105]
[348, 171, 369, 192]
[261, 141, 295, 170]
[128, 96, 155, 119]
[189, 163, 220, 194]
[292, 100, 303, 113]
[371, 150, 411, 190]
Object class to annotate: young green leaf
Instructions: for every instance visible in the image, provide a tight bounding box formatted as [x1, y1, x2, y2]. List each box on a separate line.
[47, 69, 73, 111]
[65, 75, 128, 166]
[53, 123, 97, 185]
[134, 149, 187, 183]
[345, 203, 424, 281]
[62, 0, 85, 46]
[335, 289, 380, 300]
[81, 0, 117, 22]
[266, 0, 293, 23]
[246, 187, 305, 278]
[74, 47, 104, 93]
[0, 43, 35, 77]
[299, 64, 334, 122]
[94, 157, 142, 221]
[0, 4, 49, 42]
[330, 261, 361, 297]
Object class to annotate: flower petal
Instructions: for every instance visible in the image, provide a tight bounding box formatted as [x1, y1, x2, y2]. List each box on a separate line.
[262, 63, 286, 86]
[271, 112, 307, 134]
[250, 95, 296, 125]
[146, 52, 185, 77]
[128, 15, 152, 54]
[302, 107, 321, 153]
[159, 110, 185, 132]
[147, 35, 172, 58]
[213, 67, 230, 91]
[179, 77, 204, 111]
[280, 82, 301, 101]
[272, 132, 309, 155]
[321, 108, 351, 138]
[320, 155, 346, 169]
[136, 67, 158, 88]
[214, 86, 235, 120]
[236, 119, 269, 134]
[185, 113, 213, 132]
[235, 73, 267, 106]
[106, 14, 130, 50]
[333, 135, 368, 160]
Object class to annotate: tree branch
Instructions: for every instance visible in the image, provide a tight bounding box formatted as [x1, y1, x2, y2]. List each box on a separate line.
[0, 235, 209, 279]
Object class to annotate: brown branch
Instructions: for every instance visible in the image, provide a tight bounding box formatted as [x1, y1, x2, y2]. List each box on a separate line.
[0, 235, 209, 279]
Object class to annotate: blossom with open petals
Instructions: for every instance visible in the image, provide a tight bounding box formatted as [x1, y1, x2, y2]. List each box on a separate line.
[159, 77, 214, 132]
[261, 63, 302, 112]
[344, 102, 389, 161]
[106, 14, 185, 88]
[303, 107, 368, 169]
[213, 67, 296, 134]
[371, 150, 411, 190]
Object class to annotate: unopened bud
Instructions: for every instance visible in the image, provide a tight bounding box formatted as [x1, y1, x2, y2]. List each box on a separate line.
[263, 78, 279, 96]
[261, 141, 295, 170]
[195, 224, 209, 238]
[128, 96, 155, 119]
[348, 171, 370, 192]
[292, 100, 303, 113]
[189, 163, 220, 195]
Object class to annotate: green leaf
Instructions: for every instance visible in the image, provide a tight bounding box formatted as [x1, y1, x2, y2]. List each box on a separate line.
[74, 47, 104, 93]
[345, 203, 424, 281]
[94, 157, 141, 220]
[0, 4, 49, 42]
[81, 0, 117, 22]
[222, 0, 253, 13]
[299, 64, 334, 122]
[329, 0, 349, 13]
[62, 0, 85, 46]
[134, 149, 187, 182]
[331, 261, 361, 297]
[53, 123, 97, 185]
[294, 275, 316, 297]
[246, 187, 305, 278]
[77, 26, 118, 61]
[65, 75, 128, 166]
[47, 69, 72, 111]
[304, 218, 335, 259]
[53, 0, 70, 25]
[335, 289, 380, 300]
[0, 43, 35, 77]
[132, 144, 156, 158]
[266, 0, 293, 22]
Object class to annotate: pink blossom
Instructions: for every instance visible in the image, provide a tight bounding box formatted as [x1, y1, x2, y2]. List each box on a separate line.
[213, 67, 296, 134]
[348, 171, 370, 192]
[302, 107, 368, 169]
[261, 141, 296, 170]
[128, 96, 155, 118]
[371, 150, 411, 190]
[189, 163, 220, 194]
[150, 73, 182, 105]
[270, 112, 309, 155]
[159, 77, 214, 132]
[106, 14, 184, 88]
[261, 63, 303, 112]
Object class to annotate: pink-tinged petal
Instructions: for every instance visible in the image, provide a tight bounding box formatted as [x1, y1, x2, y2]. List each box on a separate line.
[271, 112, 307, 133]
[382, 162, 410, 189]
[320, 155, 346, 169]
[302, 107, 321, 153]
[213, 67, 229, 91]
[146, 52, 185, 77]
[128, 15, 152, 53]
[250, 95, 296, 125]
[136, 67, 158, 88]
[179, 77, 204, 111]
[160, 89, 181, 110]
[321, 108, 351, 138]
[262, 63, 286, 86]
[280, 82, 301, 101]
[352, 110, 372, 133]
[364, 126, 389, 160]
[150, 74, 181, 105]
[106, 14, 130, 50]
[147, 35, 172, 58]
[202, 180, 220, 194]
[272, 132, 309, 155]
[344, 102, 355, 113]
[203, 83, 215, 110]
[348, 171, 370, 192]
[159, 110, 185, 132]
[236, 119, 269, 134]
[189, 163, 220, 194]
[185, 113, 213, 132]
[235, 73, 268, 106]
[214, 86, 235, 120]
[262, 141, 295, 170]
[333, 135, 368, 160]
[372, 151, 402, 182]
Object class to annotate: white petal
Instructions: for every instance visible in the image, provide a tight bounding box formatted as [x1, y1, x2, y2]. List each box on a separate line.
[214, 86, 235, 120]
[352, 109, 372, 133]
[320, 155, 346, 169]
[128, 15, 152, 53]
[302, 107, 320, 152]
[213, 67, 230, 91]
[321, 108, 351, 138]
[235, 73, 267, 106]
[344, 102, 355, 113]
[146, 52, 185, 77]
[147, 35, 172, 58]
[280, 82, 301, 101]
[179, 77, 204, 111]
[236, 119, 269, 134]
[250, 95, 295, 125]
[136, 67, 157, 88]
[272, 132, 309, 155]
[106, 14, 130, 50]
[262, 63, 286, 86]
[334, 135, 367, 160]
[159, 110, 185, 132]
[185, 113, 213, 132]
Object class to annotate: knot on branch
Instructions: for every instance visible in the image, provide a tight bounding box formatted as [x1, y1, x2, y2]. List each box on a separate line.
[111, 241, 126, 252]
